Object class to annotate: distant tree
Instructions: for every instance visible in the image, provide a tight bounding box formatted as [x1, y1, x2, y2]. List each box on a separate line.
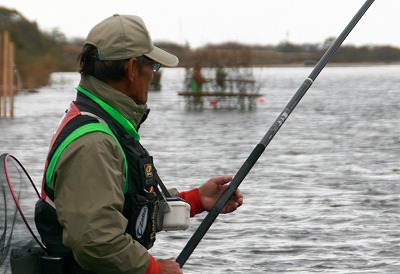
[321, 37, 336, 51]
[276, 41, 303, 53]
[0, 7, 72, 88]
[370, 46, 400, 62]
[47, 28, 67, 43]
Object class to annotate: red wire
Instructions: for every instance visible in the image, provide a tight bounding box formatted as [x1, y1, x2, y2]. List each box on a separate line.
[3, 154, 47, 252]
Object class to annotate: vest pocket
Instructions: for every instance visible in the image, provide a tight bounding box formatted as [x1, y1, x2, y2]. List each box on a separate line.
[123, 192, 159, 249]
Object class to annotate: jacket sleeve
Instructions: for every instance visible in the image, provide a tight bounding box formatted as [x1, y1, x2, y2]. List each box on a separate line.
[52, 132, 150, 273]
[178, 188, 204, 217]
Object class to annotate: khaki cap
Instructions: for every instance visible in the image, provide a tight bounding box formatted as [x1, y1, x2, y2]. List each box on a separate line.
[85, 14, 179, 67]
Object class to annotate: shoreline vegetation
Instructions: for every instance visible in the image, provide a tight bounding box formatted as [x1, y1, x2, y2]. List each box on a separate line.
[2, 7, 400, 89]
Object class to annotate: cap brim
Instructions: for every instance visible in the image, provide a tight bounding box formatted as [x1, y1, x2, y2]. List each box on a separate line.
[144, 46, 179, 67]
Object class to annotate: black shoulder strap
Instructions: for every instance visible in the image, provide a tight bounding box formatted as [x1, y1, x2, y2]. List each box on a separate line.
[75, 92, 126, 137]
[47, 115, 98, 166]
[76, 92, 172, 198]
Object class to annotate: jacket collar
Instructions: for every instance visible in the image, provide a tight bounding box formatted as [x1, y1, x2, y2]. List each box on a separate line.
[78, 75, 148, 130]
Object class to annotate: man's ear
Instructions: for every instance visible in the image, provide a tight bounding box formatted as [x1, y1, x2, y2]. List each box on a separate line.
[126, 57, 137, 82]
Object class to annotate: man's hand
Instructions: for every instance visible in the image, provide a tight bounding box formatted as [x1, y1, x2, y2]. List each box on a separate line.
[199, 176, 243, 214]
[158, 258, 182, 274]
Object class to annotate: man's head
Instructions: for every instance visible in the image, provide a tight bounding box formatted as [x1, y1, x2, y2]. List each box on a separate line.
[78, 14, 178, 104]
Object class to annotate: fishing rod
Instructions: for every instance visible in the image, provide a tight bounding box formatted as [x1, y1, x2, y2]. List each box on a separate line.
[176, 0, 375, 268]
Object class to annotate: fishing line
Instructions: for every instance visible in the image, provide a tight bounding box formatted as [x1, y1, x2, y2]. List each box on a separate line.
[0, 153, 47, 264]
[176, 0, 375, 268]
[0, 155, 20, 266]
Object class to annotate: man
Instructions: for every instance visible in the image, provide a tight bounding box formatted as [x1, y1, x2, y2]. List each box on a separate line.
[216, 66, 227, 92]
[35, 14, 243, 274]
[190, 63, 206, 92]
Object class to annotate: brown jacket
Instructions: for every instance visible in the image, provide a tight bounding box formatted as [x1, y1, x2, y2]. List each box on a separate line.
[51, 76, 150, 273]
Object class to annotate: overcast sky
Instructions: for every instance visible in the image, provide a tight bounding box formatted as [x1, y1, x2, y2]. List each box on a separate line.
[3, 0, 400, 48]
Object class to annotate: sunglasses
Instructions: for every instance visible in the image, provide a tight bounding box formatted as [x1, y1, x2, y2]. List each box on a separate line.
[143, 56, 161, 72]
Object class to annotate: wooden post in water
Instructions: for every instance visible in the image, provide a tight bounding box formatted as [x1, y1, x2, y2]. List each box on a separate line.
[9, 43, 15, 117]
[0, 32, 3, 117]
[0, 31, 16, 118]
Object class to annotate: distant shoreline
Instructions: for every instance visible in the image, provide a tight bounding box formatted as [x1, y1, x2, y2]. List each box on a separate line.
[251, 62, 400, 68]
[179, 62, 400, 69]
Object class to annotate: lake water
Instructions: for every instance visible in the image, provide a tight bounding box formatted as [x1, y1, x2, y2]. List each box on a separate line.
[0, 65, 399, 273]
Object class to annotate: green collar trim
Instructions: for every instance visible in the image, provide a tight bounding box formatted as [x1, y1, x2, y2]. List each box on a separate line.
[76, 85, 140, 141]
